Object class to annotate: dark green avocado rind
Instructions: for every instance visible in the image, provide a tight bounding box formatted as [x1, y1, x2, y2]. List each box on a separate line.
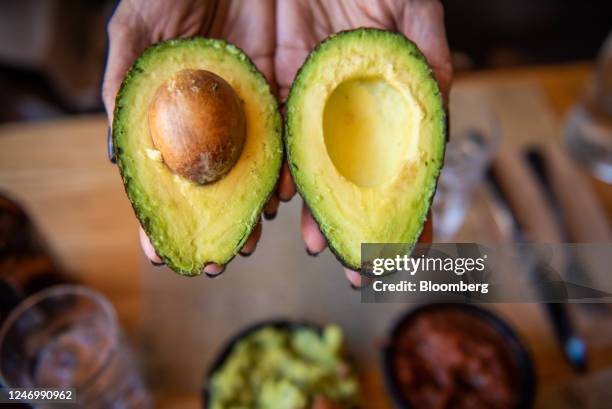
[285, 28, 447, 272]
[113, 37, 283, 276]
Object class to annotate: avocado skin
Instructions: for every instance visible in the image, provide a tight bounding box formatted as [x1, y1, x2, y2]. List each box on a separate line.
[285, 28, 447, 272]
[113, 38, 282, 275]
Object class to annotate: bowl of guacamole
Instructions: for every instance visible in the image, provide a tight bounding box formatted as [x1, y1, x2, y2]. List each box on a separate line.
[203, 320, 360, 409]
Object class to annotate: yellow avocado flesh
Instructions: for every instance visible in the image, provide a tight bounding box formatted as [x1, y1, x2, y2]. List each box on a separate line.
[114, 39, 282, 274]
[286, 29, 446, 270]
[323, 77, 422, 188]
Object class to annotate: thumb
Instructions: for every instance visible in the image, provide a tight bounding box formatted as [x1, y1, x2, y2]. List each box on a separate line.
[395, 0, 452, 104]
[102, 24, 148, 125]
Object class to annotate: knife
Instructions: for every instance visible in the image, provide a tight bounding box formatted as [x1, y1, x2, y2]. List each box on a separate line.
[487, 142, 587, 372]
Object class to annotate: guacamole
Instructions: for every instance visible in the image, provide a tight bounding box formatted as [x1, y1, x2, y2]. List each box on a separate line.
[208, 325, 359, 408]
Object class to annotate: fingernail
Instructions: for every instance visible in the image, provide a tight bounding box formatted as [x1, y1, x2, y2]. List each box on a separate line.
[204, 264, 225, 278]
[350, 283, 360, 291]
[305, 247, 320, 257]
[264, 211, 277, 220]
[239, 249, 253, 257]
[205, 270, 224, 278]
[150, 260, 164, 267]
[107, 127, 116, 164]
[278, 194, 292, 203]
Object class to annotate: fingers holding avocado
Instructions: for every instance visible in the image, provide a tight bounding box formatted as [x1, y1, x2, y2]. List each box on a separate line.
[120, 30, 444, 278]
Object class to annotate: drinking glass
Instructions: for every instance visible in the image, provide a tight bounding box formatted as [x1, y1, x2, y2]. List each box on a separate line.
[433, 101, 501, 241]
[0, 285, 151, 408]
[564, 32, 612, 183]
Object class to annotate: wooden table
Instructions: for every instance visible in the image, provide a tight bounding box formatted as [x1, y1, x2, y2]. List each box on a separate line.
[1, 62, 611, 408]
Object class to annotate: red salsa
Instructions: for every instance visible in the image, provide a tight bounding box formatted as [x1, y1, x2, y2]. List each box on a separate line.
[391, 308, 521, 409]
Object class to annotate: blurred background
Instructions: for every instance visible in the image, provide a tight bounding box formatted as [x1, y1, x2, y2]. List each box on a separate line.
[1, 1, 612, 408]
[0, 0, 610, 123]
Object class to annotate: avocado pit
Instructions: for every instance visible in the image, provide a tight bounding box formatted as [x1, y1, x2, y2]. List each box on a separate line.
[148, 69, 246, 184]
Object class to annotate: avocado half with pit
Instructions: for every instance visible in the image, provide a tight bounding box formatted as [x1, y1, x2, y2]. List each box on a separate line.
[286, 28, 446, 271]
[113, 38, 282, 275]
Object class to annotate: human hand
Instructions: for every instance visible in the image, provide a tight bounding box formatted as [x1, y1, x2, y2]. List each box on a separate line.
[275, 0, 451, 287]
[102, 0, 279, 275]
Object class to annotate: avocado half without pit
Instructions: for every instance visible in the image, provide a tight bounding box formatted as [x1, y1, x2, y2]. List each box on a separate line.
[286, 28, 447, 271]
[112, 38, 282, 275]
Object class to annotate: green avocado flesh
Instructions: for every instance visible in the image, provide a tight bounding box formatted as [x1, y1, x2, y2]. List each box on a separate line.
[208, 325, 359, 408]
[113, 38, 282, 275]
[286, 29, 446, 270]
